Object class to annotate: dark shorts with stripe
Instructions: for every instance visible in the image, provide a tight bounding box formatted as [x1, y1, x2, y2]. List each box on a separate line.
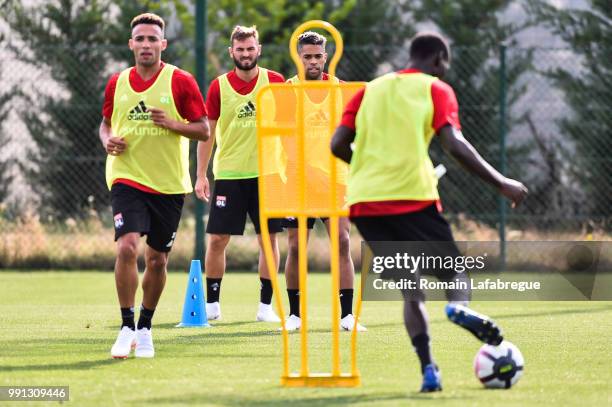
[111, 183, 184, 252]
[206, 178, 284, 235]
[352, 204, 470, 302]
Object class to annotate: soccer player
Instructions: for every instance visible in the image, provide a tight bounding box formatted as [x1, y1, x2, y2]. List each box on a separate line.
[194, 26, 284, 322]
[331, 32, 528, 392]
[281, 32, 365, 332]
[100, 13, 209, 358]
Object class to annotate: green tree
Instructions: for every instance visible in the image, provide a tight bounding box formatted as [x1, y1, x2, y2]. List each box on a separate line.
[407, 0, 532, 225]
[203, 0, 410, 80]
[5, 0, 187, 219]
[0, 91, 13, 205]
[0, 29, 15, 206]
[527, 0, 611, 226]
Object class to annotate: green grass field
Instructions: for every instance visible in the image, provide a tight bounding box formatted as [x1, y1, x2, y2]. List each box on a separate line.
[0, 271, 611, 406]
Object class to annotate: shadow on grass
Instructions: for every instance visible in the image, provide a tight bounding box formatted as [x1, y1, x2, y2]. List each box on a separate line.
[155, 320, 260, 330]
[141, 390, 469, 406]
[0, 358, 118, 372]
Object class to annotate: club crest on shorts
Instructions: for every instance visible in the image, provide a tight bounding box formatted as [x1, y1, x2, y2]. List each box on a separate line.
[216, 195, 227, 208]
[114, 213, 124, 229]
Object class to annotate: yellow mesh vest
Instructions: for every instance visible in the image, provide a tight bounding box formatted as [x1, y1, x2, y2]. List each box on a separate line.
[106, 64, 191, 193]
[348, 72, 439, 205]
[288, 75, 348, 185]
[213, 68, 270, 179]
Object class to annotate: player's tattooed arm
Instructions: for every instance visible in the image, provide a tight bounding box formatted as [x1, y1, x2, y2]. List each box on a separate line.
[148, 107, 210, 141]
[437, 125, 528, 207]
[99, 117, 127, 156]
[331, 125, 356, 164]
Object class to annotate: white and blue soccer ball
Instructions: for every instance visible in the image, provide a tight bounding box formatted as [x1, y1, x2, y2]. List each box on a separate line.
[474, 340, 524, 389]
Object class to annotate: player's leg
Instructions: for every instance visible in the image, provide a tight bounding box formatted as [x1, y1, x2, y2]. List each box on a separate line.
[111, 232, 140, 359]
[401, 296, 440, 392]
[134, 246, 168, 358]
[323, 217, 366, 332]
[416, 206, 504, 345]
[204, 234, 230, 320]
[109, 184, 149, 358]
[205, 179, 250, 320]
[250, 177, 284, 322]
[255, 232, 281, 322]
[134, 191, 184, 358]
[115, 233, 140, 324]
[141, 246, 168, 313]
[281, 218, 314, 330]
[353, 212, 441, 392]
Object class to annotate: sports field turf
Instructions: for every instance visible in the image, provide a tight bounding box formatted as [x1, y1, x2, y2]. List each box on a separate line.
[0, 271, 610, 406]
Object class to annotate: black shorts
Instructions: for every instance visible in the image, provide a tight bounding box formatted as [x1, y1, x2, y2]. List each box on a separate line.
[206, 178, 283, 235]
[282, 217, 329, 229]
[352, 204, 469, 302]
[351, 204, 455, 242]
[111, 183, 184, 252]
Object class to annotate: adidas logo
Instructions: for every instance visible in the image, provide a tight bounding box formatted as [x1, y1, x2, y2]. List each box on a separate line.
[236, 101, 256, 119]
[128, 100, 150, 121]
[305, 109, 329, 127]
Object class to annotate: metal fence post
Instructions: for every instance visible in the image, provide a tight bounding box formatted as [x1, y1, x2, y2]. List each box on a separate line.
[498, 44, 507, 269]
[194, 0, 207, 262]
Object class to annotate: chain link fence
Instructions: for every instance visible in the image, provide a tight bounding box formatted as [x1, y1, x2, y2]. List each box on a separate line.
[1, 42, 610, 269]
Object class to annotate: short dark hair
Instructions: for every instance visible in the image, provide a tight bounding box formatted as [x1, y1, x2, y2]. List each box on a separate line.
[409, 32, 450, 61]
[131, 13, 165, 33]
[230, 25, 259, 44]
[297, 31, 327, 52]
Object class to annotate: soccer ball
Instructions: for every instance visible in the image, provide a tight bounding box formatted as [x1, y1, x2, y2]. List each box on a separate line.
[474, 340, 524, 389]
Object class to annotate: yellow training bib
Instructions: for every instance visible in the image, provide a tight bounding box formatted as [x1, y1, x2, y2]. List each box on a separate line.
[348, 72, 439, 205]
[106, 64, 192, 193]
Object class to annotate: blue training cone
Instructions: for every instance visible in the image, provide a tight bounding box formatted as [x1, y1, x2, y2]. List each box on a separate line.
[176, 260, 211, 327]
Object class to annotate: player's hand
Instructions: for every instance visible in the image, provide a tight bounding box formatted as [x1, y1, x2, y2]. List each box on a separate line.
[194, 176, 210, 202]
[500, 178, 528, 208]
[104, 136, 127, 156]
[148, 107, 173, 130]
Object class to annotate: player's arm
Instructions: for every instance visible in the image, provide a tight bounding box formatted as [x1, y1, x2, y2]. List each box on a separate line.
[331, 87, 363, 163]
[437, 126, 527, 207]
[195, 77, 222, 201]
[148, 109, 209, 141]
[194, 120, 216, 202]
[99, 75, 127, 156]
[330, 125, 355, 164]
[99, 117, 127, 156]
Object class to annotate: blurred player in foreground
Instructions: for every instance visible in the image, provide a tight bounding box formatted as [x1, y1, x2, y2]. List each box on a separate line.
[331, 32, 527, 391]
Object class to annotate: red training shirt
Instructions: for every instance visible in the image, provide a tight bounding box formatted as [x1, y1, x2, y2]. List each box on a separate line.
[102, 62, 208, 194]
[340, 69, 461, 217]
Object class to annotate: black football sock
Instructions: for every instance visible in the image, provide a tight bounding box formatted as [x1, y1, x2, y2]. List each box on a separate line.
[411, 333, 434, 374]
[287, 289, 300, 317]
[121, 307, 135, 330]
[206, 278, 222, 303]
[339, 289, 354, 318]
[137, 305, 155, 330]
[260, 278, 273, 305]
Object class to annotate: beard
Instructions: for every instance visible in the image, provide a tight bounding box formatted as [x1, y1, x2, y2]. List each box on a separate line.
[139, 58, 157, 68]
[233, 56, 258, 71]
